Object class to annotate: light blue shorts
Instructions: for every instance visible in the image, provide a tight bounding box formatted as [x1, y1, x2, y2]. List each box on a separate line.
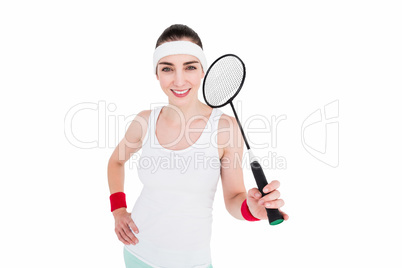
[123, 247, 213, 268]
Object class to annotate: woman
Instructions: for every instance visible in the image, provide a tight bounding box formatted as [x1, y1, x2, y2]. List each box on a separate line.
[107, 24, 289, 268]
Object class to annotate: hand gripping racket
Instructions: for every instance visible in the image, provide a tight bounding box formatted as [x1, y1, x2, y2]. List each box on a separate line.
[202, 54, 284, 225]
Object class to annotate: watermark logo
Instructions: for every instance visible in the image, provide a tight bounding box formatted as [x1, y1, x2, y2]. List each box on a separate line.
[64, 100, 288, 171]
[127, 150, 287, 174]
[64, 101, 136, 149]
[301, 100, 339, 167]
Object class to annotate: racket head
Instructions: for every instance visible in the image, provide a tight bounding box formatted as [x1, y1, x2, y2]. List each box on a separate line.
[202, 54, 246, 108]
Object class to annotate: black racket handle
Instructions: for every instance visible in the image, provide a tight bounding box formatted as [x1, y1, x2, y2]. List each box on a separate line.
[250, 161, 284, 225]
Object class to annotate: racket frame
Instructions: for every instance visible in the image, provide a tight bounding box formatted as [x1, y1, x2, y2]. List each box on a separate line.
[202, 54, 246, 109]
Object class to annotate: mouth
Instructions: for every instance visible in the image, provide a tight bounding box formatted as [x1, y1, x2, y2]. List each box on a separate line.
[170, 88, 191, 98]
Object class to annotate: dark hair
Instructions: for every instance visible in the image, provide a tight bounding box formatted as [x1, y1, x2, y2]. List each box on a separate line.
[155, 24, 203, 49]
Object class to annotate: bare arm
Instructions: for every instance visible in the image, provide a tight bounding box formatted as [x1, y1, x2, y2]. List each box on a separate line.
[219, 114, 289, 222]
[107, 110, 149, 195]
[107, 110, 150, 245]
[219, 115, 247, 220]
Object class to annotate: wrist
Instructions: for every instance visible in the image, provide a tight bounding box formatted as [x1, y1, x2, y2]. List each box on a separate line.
[112, 207, 127, 217]
[110, 192, 127, 212]
[241, 199, 260, 221]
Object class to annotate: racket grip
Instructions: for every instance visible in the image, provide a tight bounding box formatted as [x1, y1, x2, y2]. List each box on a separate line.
[250, 161, 284, 225]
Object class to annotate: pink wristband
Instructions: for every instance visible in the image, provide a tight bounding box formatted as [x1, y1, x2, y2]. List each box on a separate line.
[241, 199, 260, 221]
[110, 192, 127, 212]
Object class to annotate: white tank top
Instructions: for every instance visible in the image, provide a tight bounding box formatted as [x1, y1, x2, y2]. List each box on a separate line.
[125, 105, 223, 268]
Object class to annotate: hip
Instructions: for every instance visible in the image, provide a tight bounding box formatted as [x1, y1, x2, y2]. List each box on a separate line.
[124, 244, 213, 268]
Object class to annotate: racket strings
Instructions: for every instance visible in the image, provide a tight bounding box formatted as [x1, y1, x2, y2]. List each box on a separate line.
[204, 56, 245, 106]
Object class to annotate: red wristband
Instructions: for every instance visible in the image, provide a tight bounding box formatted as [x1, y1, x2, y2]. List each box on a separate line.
[110, 192, 127, 212]
[241, 199, 260, 221]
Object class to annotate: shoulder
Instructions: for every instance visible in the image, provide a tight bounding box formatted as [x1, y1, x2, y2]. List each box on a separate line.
[137, 109, 152, 122]
[217, 112, 243, 151]
[217, 113, 237, 128]
[131, 109, 152, 127]
[125, 109, 152, 142]
[217, 113, 241, 135]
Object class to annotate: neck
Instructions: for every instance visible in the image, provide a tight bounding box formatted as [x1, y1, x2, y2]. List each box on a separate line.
[163, 99, 211, 123]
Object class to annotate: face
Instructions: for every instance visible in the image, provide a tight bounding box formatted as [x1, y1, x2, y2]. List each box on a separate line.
[156, 54, 205, 105]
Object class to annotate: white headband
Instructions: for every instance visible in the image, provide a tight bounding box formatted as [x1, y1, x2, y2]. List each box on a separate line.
[153, 40, 207, 74]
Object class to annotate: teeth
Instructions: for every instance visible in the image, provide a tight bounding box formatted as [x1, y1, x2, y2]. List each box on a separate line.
[172, 89, 190, 95]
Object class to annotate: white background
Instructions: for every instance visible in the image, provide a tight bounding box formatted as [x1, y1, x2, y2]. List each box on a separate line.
[1, 1, 401, 267]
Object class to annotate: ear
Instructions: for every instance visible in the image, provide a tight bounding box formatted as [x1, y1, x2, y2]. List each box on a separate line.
[201, 70, 205, 79]
[156, 73, 159, 80]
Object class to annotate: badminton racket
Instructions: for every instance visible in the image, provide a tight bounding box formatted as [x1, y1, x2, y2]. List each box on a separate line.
[202, 54, 284, 225]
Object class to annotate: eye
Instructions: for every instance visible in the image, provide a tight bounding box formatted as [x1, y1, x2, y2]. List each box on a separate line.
[161, 67, 172, 72]
[186, 65, 197, 70]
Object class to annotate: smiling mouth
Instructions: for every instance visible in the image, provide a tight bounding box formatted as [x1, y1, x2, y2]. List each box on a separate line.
[171, 88, 191, 97]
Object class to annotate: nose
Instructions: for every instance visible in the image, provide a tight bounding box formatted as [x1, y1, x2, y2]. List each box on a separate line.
[173, 69, 186, 87]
